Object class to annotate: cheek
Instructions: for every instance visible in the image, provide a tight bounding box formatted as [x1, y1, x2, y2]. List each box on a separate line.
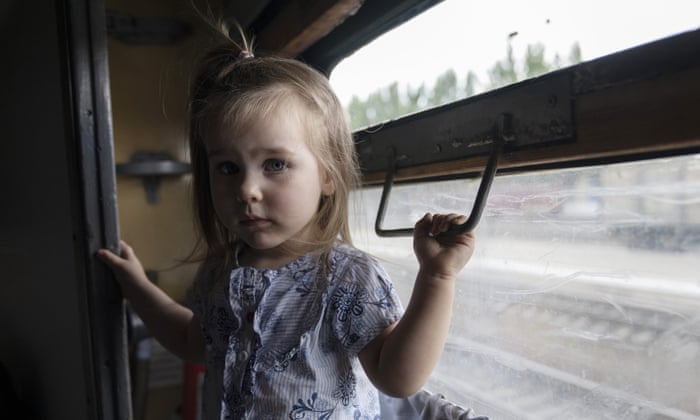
[268, 189, 296, 212]
[209, 180, 236, 219]
[274, 182, 321, 217]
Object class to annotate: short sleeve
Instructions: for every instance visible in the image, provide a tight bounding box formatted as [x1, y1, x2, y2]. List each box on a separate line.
[327, 250, 404, 354]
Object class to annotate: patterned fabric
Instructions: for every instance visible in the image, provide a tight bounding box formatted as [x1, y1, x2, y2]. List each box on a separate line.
[189, 243, 404, 419]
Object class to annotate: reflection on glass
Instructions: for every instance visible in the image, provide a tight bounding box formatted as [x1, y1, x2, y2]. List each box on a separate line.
[351, 154, 700, 419]
[331, 0, 699, 130]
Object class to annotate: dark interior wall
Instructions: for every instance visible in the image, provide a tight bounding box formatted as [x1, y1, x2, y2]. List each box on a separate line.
[0, 1, 94, 419]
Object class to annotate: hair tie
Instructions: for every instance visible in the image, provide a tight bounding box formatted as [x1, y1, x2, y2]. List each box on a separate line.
[239, 50, 254, 59]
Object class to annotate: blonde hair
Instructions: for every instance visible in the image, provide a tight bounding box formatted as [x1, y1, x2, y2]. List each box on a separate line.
[187, 28, 361, 269]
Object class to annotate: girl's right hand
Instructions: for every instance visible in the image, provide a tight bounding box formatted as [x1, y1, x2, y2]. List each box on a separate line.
[97, 240, 149, 288]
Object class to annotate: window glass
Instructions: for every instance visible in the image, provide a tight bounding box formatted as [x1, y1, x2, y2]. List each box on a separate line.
[331, 0, 699, 130]
[350, 154, 700, 419]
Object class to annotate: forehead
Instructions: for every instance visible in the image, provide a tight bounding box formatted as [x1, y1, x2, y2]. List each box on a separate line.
[205, 104, 312, 153]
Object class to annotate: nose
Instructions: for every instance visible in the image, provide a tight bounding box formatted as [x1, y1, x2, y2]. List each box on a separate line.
[236, 172, 262, 203]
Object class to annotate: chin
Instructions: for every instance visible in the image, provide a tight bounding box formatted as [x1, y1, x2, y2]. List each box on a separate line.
[242, 236, 288, 251]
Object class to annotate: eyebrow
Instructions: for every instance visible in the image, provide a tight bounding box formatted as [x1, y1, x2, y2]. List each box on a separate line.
[206, 147, 228, 158]
[206, 145, 297, 158]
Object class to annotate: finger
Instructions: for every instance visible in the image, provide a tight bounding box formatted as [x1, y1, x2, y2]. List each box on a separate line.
[414, 213, 433, 233]
[119, 240, 134, 259]
[437, 213, 455, 231]
[428, 214, 445, 236]
[430, 213, 460, 235]
[97, 239, 135, 265]
[445, 214, 468, 233]
[449, 213, 468, 224]
[96, 248, 124, 267]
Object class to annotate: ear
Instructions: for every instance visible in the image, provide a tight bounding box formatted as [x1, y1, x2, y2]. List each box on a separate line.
[321, 172, 335, 196]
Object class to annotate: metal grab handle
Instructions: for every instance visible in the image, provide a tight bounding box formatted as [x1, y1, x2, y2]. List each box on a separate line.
[374, 114, 510, 237]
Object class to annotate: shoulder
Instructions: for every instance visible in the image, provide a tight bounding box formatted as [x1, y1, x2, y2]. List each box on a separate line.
[329, 242, 380, 269]
[329, 242, 379, 265]
[327, 243, 391, 286]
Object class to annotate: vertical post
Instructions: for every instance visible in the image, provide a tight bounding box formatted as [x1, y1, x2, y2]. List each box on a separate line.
[59, 0, 130, 418]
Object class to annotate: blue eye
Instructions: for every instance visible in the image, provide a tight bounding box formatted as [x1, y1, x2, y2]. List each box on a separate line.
[264, 159, 287, 172]
[217, 161, 238, 175]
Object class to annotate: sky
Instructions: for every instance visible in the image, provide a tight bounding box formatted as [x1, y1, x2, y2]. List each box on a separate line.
[329, 0, 700, 106]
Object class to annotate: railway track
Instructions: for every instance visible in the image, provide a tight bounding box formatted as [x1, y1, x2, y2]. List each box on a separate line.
[431, 334, 699, 420]
[427, 286, 700, 420]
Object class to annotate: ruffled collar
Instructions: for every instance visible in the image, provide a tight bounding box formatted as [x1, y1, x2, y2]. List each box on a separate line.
[233, 242, 317, 276]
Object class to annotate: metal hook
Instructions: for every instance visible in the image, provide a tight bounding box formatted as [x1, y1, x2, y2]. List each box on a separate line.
[374, 113, 511, 237]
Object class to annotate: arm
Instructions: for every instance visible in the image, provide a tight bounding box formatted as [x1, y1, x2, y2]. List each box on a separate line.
[359, 213, 475, 397]
[97, 240, 205, 363]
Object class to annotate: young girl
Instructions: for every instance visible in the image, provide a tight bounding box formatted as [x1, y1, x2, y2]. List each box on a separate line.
[98, 30, 476, 420]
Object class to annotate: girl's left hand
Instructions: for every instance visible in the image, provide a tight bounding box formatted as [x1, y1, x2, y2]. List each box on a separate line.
[413, 213, 476, 280]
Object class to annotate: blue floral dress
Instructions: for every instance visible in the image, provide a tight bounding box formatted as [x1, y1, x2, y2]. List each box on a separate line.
[189, 243, 404, 419]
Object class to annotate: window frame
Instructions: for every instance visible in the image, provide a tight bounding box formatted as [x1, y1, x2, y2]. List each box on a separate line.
[348, 29, 700, 186]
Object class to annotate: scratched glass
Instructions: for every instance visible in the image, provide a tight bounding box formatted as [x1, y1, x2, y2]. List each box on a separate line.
[350, 154, 700, 419]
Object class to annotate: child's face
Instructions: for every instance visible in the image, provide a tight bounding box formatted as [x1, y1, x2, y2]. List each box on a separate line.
[204, 107, 333, 265]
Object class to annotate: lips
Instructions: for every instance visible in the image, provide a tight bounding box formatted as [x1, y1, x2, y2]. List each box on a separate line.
[240, 216, 270, 227]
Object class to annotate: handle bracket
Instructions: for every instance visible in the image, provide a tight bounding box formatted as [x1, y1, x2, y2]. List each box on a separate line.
[374, 114, 512, 237]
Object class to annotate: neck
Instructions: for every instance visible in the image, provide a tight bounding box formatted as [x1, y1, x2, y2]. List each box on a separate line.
[237, 243, 311, 270]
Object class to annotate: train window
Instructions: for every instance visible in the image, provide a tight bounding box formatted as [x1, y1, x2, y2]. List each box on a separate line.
[330, 0, 699, 130]
[330, 1, 700, 417]
[349, 153, 700, 418]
